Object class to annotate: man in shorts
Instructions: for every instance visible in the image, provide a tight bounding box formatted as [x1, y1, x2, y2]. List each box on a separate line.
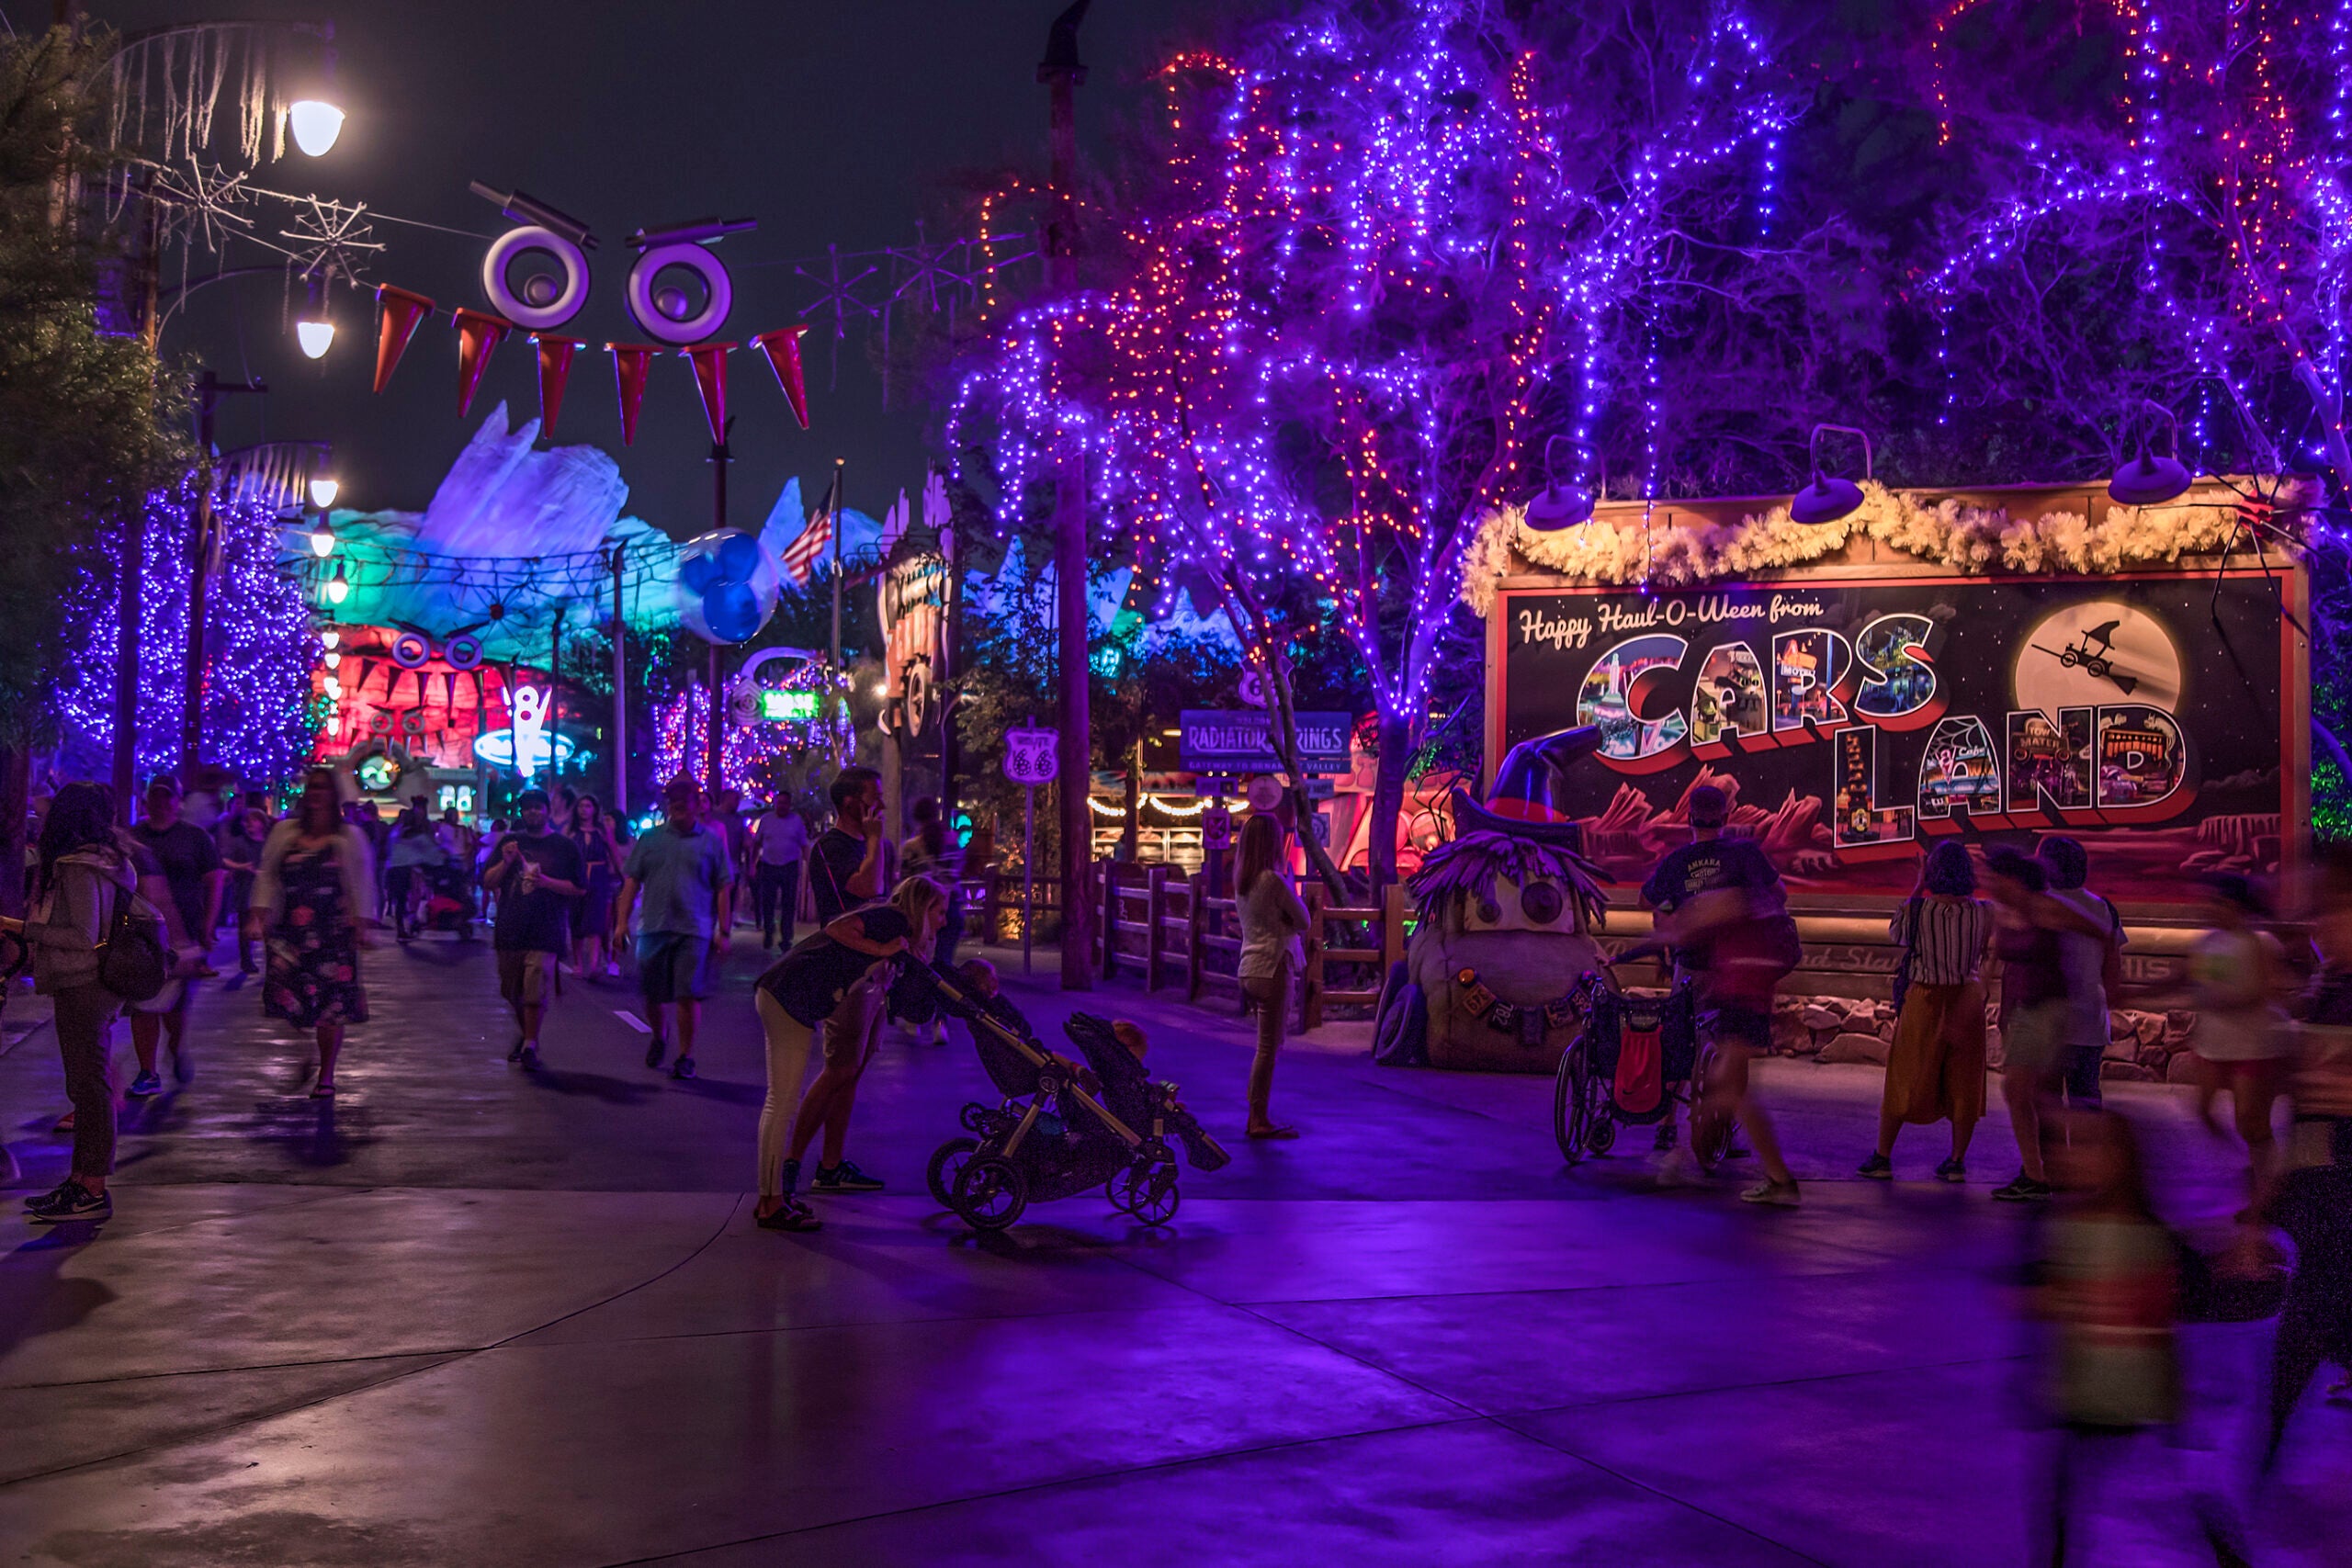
[615, 774, 735, 1079]
[1641, 784, 1801, 1204]
[482, 788, 585, 1069]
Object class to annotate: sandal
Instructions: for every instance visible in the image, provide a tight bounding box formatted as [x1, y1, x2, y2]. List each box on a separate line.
[310, 1080, 337, 1099]
[1246, 1124, 1300, 1140]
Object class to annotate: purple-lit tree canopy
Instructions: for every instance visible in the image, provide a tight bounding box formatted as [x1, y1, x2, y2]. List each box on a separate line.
[952, 0, 1808, 887]
[60, 484, 317, 787]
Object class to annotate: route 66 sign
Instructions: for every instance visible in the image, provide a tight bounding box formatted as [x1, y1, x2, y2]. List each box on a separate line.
[1002, 727, 1059, 786]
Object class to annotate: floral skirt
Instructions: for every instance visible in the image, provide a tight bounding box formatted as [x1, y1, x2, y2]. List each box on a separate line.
[265, 930, 368, 1030]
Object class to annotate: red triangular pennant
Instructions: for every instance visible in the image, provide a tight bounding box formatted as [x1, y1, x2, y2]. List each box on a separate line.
[532, 334, 583, 435]
[373, 286, 435, 395]
[453, 309, 514, 418]
[608, 343, 662, 446]
[752, 325, 811, 430]
[683, 341, 736, 446]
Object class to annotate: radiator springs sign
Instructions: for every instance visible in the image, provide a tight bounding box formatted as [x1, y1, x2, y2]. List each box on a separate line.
[1489, 571, 2304, 905]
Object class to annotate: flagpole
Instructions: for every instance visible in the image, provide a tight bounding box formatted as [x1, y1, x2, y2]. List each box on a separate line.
[828, 457, 846, 757]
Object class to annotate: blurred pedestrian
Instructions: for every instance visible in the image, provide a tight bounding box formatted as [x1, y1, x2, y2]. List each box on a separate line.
[567, 794, 622, 979]
[2029, 1108, 2248, 1566]
[2184, 876, 2292, 1211]
[1862, 840, 1992, 1181]
[899, 797, 965, 1043]
[217, 805, 269, 973]
[749, 793, 808, 952]
[614, 774, 734, 1080]
[1986, 848, 2108, 1202]
[2258, 1120, 2352, 1475]
[1644, 784, 1801, 1202]
[382, 800, 443, 942]
[2, 782, 139, 1223]
[249, 767, 377, 1097]
[2041, 837, 2127, 1113]
[123, 776, 220, 1095]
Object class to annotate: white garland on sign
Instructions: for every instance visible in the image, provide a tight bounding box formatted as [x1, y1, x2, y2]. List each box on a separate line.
[1457, 479, 2312, 618]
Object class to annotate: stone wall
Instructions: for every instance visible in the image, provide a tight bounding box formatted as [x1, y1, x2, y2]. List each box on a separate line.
[1767, 994, 2200, 1083]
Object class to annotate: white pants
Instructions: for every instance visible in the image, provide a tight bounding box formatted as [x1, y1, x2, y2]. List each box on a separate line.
[754, 988, 817, 1198]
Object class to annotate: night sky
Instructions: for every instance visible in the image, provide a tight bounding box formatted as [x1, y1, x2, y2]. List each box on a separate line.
[53, 0, 1228, 536]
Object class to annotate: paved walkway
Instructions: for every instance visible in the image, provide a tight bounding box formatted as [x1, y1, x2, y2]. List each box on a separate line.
[0, 929, 2345, 1565]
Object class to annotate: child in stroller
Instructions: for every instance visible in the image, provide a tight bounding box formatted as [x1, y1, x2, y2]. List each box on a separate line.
[922, 960, 1227, 1231]
[416, 861, 476, 941]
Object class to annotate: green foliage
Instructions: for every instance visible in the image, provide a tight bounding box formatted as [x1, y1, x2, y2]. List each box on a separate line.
[0, 26, 188, 749]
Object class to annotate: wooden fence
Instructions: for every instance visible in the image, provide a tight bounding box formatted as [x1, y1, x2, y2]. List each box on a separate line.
[1096, 861, 1410, 1032]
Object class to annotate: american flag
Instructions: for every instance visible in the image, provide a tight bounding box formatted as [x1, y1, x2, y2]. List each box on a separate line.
[780, 506, 832, 586]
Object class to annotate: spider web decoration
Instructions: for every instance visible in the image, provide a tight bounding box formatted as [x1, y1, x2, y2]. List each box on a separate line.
[275, 192, 385, 286]
[145, 160, 256, 256]
[755, 230, 1039, 400]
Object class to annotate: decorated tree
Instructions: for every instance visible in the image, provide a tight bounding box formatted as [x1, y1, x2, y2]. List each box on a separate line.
[951, 0, 1810, 892]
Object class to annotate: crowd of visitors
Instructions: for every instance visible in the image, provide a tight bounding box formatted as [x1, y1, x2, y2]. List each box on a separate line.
[5, 757, 2348, 1556]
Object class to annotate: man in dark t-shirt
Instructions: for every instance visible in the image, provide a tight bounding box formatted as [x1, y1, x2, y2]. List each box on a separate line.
[126, 777, 220, 1097]
[482, 788, 586, 1068]
[807, 766, 886, 925]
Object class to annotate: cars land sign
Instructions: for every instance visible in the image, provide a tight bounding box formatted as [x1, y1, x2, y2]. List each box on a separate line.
[1002, 728, 1059, 786]
[1490, 571, 2303, 905]
[1179, 710, 1353, 774]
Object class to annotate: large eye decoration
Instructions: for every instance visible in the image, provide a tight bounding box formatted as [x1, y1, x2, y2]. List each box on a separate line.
[471, 185, 598, 332]
[625, 218, 755, 347]
[444, 633, 483, 671]
[390, 631, 431, 670]
[1520, 881, 1566, 926]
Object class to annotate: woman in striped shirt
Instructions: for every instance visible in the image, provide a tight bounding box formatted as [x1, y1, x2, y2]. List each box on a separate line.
[1861, 841, 1995, 1181]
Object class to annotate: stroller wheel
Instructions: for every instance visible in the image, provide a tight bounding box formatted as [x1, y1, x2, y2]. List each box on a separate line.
[1585, 1116, 1617, 1156]
[1112, 1162, 1181, 1226]
[958, 1103, 991, 1135]
[926, 1137, 979, 1210]
[1553, 1040, 1596, 1165]
[952, 1156, 1027, 1231]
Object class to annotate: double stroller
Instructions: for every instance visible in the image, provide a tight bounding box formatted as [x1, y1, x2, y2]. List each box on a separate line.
[920, 964, 1227, 1232]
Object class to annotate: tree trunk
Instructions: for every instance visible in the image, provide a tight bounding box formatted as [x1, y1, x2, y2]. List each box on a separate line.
[1367, 708, 1412, 896]
[0, 742, 27, 922]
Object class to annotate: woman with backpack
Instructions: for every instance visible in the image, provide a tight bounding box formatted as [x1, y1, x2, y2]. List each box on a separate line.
[247, 768, 377, 1098]
[3, 782, 147, 1223]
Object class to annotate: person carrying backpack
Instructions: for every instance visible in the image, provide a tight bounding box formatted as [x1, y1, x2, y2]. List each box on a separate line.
[1, 782, 161, 1224]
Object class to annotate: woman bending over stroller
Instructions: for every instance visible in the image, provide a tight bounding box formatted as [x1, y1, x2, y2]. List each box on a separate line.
[752, 876, 947, 1231]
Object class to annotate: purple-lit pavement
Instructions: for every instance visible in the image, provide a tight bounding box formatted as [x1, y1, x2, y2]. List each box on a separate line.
[1, 934, 2345, 1565]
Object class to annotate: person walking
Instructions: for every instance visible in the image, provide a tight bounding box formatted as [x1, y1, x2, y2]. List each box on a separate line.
[4, 783, 141, 1223]
[382, 800, 443, 942]
[2041, 837, 2126, 1112]
[125, 776, 220, 1095]
[1985, 848, 2112, 1202]
[1641, 784, 1799, 1201]
[1861, 840, 1993, 1182]
[2030, 1108, 2250, 1566]
[248, 768, 377, 1098]
[566, 794, 622, 979]
[217, 805, 269, 973]
[483, 788, 586, 1069]
[614, 774, 734, 1080]
[1235, 811, 1309, 1140]
[2175, 876, 2292, 1212]
[749, 794, 808, 952]
[899, 797, 966, 1044]
[777, 875, 948, 1206]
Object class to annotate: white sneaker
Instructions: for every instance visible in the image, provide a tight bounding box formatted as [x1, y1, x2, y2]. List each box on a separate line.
[1740, 1179, 1801, 1207]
